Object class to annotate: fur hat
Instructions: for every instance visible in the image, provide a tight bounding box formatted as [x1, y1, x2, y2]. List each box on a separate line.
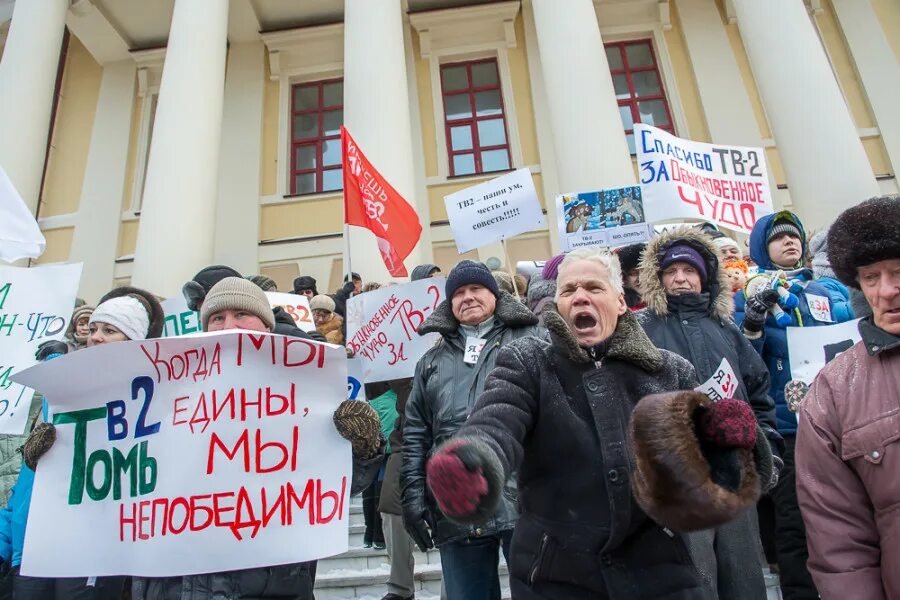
[827, 195, 900, 289]
[201, 277, 275, 331]
[492, 271, 514, 295]
[247, 274, 277, 292]
[310, 294, 336, 313]
[96, 286, 165, 339]
[182, 265, 243, 311]
[446, 260, 500, 298]
[615, 243, 646, 275]
[292, 275, 318, 295]
[630, 391, 772, 532]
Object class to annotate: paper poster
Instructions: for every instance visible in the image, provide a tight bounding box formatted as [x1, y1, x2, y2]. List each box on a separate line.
[444, 168, 546, 253]
[266, 292, 316, 333]
[0, 263, 81, 433]
[0, 166, 46, 262]
[694, 357, 739, 401]
[161, 296, 201, 337]
[13, 331, 351, 577]
[346, 278, 444, 383]
[347, 357, 364, 400]
[787, 319, 862, 385]
[555, 185, 652, 251]
[636, 124, 773, 234]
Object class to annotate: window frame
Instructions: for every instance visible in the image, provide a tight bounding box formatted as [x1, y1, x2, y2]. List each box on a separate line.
[289, 77, 344, 196]
[439, 58, 513, 178]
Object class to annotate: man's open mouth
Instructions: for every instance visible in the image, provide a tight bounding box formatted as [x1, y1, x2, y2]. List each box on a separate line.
[574, 313, 597, 330]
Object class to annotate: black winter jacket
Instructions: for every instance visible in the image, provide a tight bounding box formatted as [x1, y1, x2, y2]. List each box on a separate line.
[455, 308, 707, 599]
[401, 292, 542, 545]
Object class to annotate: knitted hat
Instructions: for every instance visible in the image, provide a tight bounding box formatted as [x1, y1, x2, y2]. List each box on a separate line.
[615, 243, 646, 274]
[713, 237, 743, 258]
[767, 220, 802, 245]
[411, 263, 440, 281]
[492, 271, 514, 295]
[660, 244, 708, 282]
[90, 296, 151, 341]
[526, 273, 556, 313]
[541, 253, 566, 281]
[310, 294, 336, 313]
[828, 195, 900, 289]
[97, 287, 165, 338]
[67, 304, 95, 344]
[292, 275, 318, 295]
[247, 274, 277, 292]
[333, 399, 382, 459]
[445, 260, 500, 299]
[201, 277, 275, 331]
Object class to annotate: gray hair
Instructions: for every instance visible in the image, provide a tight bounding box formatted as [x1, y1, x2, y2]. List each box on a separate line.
[556, 247, 624, 297]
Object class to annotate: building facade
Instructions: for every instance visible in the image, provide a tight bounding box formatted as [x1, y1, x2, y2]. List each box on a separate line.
[0, 0, 897, 301]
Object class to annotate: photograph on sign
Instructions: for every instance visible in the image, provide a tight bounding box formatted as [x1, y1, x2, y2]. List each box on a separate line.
[555, 185, 652, 251]
[443, 168, 546, 253]
[635, 123, 773, 234]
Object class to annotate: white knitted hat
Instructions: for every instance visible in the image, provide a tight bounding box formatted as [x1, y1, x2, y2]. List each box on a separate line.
[89, 296, 150, 341]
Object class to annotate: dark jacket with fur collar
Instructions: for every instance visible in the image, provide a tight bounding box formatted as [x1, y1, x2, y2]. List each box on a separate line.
[401, 292, 542, 545]
[454, 308, 707, 598]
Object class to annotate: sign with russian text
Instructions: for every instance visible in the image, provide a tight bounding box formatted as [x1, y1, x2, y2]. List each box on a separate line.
[555, 185, 652, 251]
[266, 292, 316, 333]
[444, 169, 546, 253]
[13, 331, 351, 577]
[635, 124, 773, 234]
[0, 263, 81, 434]
[346, 278, 444, 383]
[695, 357, 739, 402]
[787, 319, 862, 385]
[161, 296, 201, 337]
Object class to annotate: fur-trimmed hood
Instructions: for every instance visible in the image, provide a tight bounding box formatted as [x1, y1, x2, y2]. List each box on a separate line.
[419, 291, 538, 337]
[639, 227, 734, 320]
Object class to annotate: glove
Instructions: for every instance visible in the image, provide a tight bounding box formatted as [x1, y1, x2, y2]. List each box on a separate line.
[743, 288, 779, 334]
[35, 340, 68, 362]
[426, 439, 490, 521]
[402, 505, 434, 553]
[696, 398, 757, 450]
[22, 422, 56, 470]
[333, 400, 381, 459]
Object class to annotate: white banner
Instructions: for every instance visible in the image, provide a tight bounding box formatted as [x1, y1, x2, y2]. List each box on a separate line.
[346, 278, 444, 383]
[162, 293, 316, 337]
[0, 166, 46, 262]
[346, 357, 365, 400]
[636, 124, 773, 234]
[13, 331, 351, 577]
[444, 168, 546, 253]
[787, 319, 862, 385]
[266, 292, 316, 333]
[555, 185, 652, 251]
[0, 263, 81, 434]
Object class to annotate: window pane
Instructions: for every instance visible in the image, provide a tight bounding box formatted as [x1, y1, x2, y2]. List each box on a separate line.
[295, 144, 316, 171]
[293, 114, 318, 140]
[323, 81, 343, 107]
[475, 90, 502, 116]
[445, 94, 472, 120]
[294, 173, 315, 195]
[450, 125, 473, 151]
[632, 71, 661, 97]
[471, 62, 499, 87]
[618, 105, 634, 130]
[322, 139, 341, 166]
[481, 149, 510, 172]
[605, 46, 624, 70]
[612, 74, 630, 100]
[323, 110, 342, 136]
[322, 168, 343, 192]
[638, 99, 669, 126]
[477, 118, 507, 147]
[453, 153, 476, 176]
[441, 66, 468, 91]
[626, 133, 636, 155]
[293, 85, 318, 111]
[625, 43, 653, 68]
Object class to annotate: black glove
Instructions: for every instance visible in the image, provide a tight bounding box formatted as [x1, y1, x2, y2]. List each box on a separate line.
[402, 506, 434, 553]
[35, 340, 68, 361]
[743, 288, 779, 334]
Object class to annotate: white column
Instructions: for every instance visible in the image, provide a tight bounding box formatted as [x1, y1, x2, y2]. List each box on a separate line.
[69, 61, 136, 302]
[0, 0, 68, 213]
[131, 0, 229, 296]
[733, 0, 879, 229]
[213, 41, 265, 275]
[343, 0, 425, 282]
[531, 0, 635, 193]
[832, 0, 900, 178]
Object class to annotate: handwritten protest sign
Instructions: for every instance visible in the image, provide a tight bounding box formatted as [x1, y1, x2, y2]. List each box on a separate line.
[636, 124, 773, 234]
[695, 357, 739, 402]
[346, 278, 444, 382]
[0, 263, 81, 434]
[555, 185, 652, 251]
[161, 296, 201, 337]
[347, 357, 364, 400]
[13, 331, 350, 577]
[444, 169, 545, 253]
[787, 319, 862, 385]
[266, 292, 316, 333]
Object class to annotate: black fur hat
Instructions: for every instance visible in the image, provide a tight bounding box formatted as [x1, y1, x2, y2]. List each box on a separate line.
[96, 286, 165, 339]
[615, 242, 646, 274]
[828, 195, 900, 289]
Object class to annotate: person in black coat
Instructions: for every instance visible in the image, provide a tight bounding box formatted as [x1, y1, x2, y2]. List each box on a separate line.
[636, 227, 780, 599]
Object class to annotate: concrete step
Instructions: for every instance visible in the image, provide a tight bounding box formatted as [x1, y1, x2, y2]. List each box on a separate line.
[318, 545, 441, 574]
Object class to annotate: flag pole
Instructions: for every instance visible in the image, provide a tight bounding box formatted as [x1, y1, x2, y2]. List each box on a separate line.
[344, 223, 353, 285]
[501, 238, 521, 298]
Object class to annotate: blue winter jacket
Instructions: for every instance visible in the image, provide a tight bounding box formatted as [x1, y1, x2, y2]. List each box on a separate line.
[812, 275, 854, 322]
[734, 212, 853, 434]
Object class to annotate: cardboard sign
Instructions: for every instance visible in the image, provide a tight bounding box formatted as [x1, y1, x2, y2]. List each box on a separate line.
[444, 169, 546, 253]
[266, 292, 316, 333]
[0, 166, 45, 262]
[346, 278, 444, 383]
[636, 124, 773, 234]
[161, 296, 201, 337]
[694, 357, 739, 402]
[12, 331, 350, 577]
[555, 186, 652, 251]
[0, 263, 81, 434]
[787, 319, 862, 385]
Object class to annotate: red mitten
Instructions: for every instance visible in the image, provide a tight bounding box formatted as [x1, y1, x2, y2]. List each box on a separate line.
[697, 398, 757, 450]
[426, 439, 489, 520]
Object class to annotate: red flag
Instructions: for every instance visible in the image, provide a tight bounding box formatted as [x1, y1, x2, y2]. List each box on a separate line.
[342, 126, 422, 277]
